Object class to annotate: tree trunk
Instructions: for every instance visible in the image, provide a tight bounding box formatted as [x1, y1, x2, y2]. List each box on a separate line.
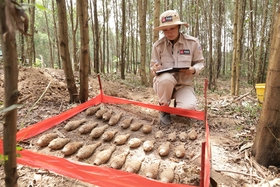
[89, 0, 94, 72]
[106, 0, 109, 74]
[113, 0, 120, 72]
[208, 0, 214, 90]
[249, 0, 256, 86]
[19, 0, 24, 65]
[43, 0, 54, 68]
[67, 0, 79, 71]
[200, 0, 209, 79]
[78, 0, 89, 103]
[120, 0, 126, 79]
[230, 0, 238, 95]
[153, 0, 160, 43]
[234, 0, 246, 95]
[269, 0, 278, 47]
[149, 0, 160, 86]
[26, 0, 35, 66]
[194, 0, 199, 38]
[101, 0, 106, 73]
[52, 0, 61, 69]
[93, 0, 99, 73]
[135, 4, 138, 75]
[255, 0, 269, 84]
[222, 23, 226, 76]
[178, 0, 182, 17]
[0, 1, 20, 186]
[216, 0, 223, 79]
[138, 0, 147, 85]
[56, 0, 79, 103]
[251, 5, 280, 167]
[130, 3, 135, 74]
[126, 0, 131, 73]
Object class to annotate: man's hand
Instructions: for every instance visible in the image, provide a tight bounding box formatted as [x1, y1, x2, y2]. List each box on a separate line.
[150, 63, 162, 76]
[179, 67, 196, 75]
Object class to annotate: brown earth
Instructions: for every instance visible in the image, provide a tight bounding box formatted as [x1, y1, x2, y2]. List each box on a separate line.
[0, 66, 279, 187]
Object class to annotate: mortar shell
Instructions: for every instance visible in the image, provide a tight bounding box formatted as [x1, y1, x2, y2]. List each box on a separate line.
[36, 133, 58, 147]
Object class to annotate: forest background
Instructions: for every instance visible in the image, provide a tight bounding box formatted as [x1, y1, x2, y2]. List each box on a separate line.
[11, 0, 280, 169]
[10, 0, 277, 92]
[1, 0, 280, 186]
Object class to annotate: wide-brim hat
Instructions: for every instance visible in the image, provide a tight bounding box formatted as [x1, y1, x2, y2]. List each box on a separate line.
[154, 10, 188, 31]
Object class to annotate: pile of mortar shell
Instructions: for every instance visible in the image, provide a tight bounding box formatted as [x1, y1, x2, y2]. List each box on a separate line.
[34, 104, 200, 184]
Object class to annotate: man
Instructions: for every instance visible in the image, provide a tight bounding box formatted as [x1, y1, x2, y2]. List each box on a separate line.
[150, 10, 204, 125]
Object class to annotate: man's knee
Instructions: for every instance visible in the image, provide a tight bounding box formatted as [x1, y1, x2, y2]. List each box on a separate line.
[153, 73, 176, 93]
[176, 101, 196, 110]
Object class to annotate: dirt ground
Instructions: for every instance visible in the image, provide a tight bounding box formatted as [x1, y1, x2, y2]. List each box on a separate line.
[0, 66, 280, 187]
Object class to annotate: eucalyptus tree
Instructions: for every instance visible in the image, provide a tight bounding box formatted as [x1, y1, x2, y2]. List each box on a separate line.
[120, 0, 126, 79]
[93, 0, 99, 73]
[77, 0, 90, 102]
[129, 0, 139, 75]
[56, 0, 79, 103]
[248, 0, 256, 85]
[26, 0, 35, 66]
[52, 0, 61, 68]
[153, 0, 160, 43]
[251, 5, 280, 167]
[101, 0, 105, 73]
[255, 0, 269, 84]
[113, 0, 119, 72]
[150, 0, 160, 86]
[215, 0, 224, 79]
[231, 0, 246, 96]
[138, 0, 148, 85]
[126, 0, 132, 73]
[67, 0, 78, 71]
[42, 0, 54, 68]
[99, 0, 111, 74]
[105, 0, 110, 74]
[0, 0, 30, 185]
[208, 0, 214, 90]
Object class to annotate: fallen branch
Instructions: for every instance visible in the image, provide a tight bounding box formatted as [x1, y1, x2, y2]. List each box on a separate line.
[251, 157, 267, 178]
[18, 95, 32, 104]
[244, 150, 267, 179]
[214, 168, 263, 180]
[244, 149, 253, 183]
[20, 81, 52, 128]
[218, 92, 251, 108]
[233, 92, 251, 102]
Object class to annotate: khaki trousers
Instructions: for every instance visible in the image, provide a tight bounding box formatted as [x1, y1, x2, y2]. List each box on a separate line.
[153, 73, 197, 110]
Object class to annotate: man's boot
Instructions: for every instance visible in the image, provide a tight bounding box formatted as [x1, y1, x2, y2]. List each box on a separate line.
[159, 111, 171, 125]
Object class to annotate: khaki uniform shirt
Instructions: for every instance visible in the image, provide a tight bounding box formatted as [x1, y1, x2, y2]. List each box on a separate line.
[150, 33, 204, 86]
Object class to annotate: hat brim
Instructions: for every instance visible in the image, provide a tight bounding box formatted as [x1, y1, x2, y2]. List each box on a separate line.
[153, 22, 189, 31]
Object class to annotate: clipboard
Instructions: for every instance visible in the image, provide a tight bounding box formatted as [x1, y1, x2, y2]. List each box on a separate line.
[155, 67, 190, 75]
